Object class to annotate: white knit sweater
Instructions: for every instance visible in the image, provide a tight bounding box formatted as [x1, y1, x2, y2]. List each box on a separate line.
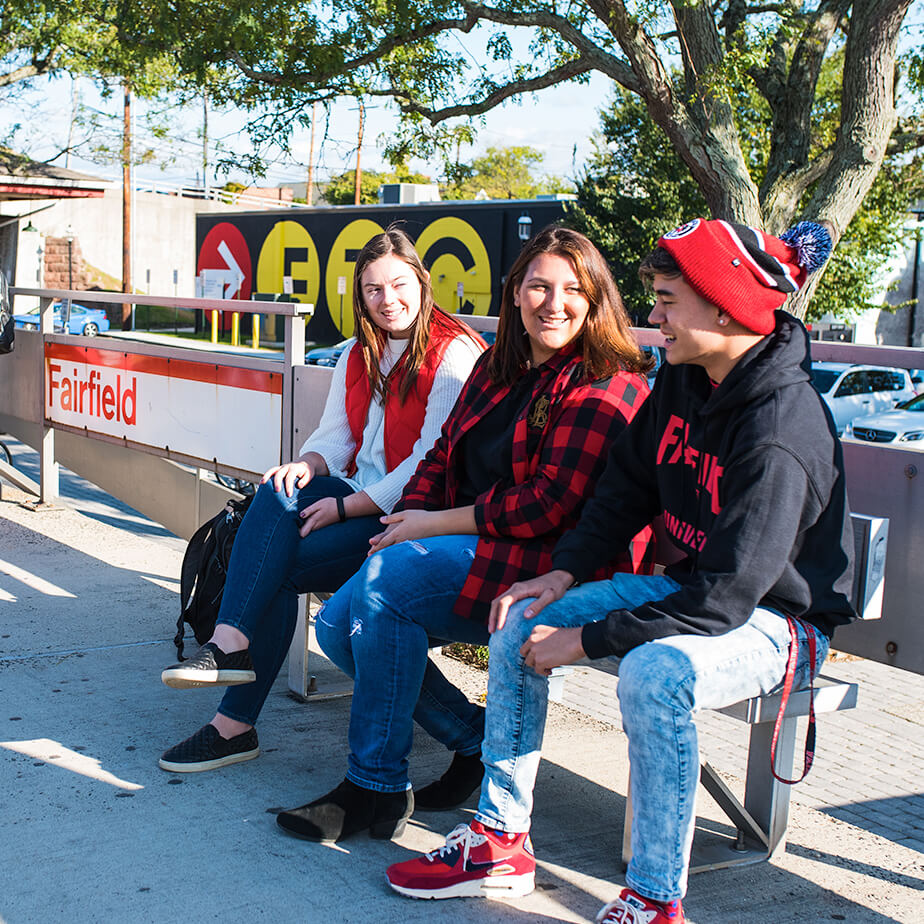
[299, 334, 482, 513]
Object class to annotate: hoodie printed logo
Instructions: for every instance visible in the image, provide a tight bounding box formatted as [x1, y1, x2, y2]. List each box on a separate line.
[656, 414, 724, 516]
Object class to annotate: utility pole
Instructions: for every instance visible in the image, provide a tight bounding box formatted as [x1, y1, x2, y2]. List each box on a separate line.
[65, 77, 78, 169]
[354, 99, 365, 206]
[203, 94, 209, 199]
[121, 83, 133, 330]
[306, 101, 317, 206]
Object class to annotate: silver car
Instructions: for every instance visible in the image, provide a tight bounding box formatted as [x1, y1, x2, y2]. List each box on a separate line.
[843, 392, 924, 449]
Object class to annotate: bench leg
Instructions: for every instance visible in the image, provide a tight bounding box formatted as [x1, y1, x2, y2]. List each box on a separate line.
[287, 593, 312, 698]
[621, 715, 799, 875]
[742, 714, 797, 857]
[287, 593, 355, 701]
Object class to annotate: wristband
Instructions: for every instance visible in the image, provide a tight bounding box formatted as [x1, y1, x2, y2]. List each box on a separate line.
[336, 496, 347, 522]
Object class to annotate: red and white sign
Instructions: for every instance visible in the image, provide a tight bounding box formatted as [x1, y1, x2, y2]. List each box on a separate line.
[197, 222, 253, 299]
[45, 343, 281, 473]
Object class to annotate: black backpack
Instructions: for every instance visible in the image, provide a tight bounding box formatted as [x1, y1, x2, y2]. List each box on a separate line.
[0, 273, 13, 355]
[174, 494, 254, 659]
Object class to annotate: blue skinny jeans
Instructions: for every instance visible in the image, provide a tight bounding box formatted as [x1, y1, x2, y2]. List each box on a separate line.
[314, 534, 488, 793]
[475, 572, 829, 903]
[215, 477, 381, 726]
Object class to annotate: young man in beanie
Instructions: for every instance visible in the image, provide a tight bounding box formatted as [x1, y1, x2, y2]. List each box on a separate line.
[385, 219, 857, 922]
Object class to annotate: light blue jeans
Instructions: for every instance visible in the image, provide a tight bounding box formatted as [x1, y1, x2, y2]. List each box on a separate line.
[475, 572, 829, 902]
[315, 535, 488, 793]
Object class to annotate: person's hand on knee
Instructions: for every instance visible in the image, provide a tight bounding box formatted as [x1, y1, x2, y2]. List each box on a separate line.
[520, 625, 585, 675]
[298, 496, 339, 536]
[489, 569, 574, 632]
[262, 460, 313, 496]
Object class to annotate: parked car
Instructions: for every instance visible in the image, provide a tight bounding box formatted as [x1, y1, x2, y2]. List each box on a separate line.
[842, 392, 924, 449]
[305, 327, 495, 367]
[642, 344, 666, 387]
[810, 362, 916, 435]
[305, 339, 352, 367]
[13, 301, 110, 337]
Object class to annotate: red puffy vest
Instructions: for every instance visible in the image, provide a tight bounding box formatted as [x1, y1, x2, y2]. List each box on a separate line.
[344, 308, 484, 475]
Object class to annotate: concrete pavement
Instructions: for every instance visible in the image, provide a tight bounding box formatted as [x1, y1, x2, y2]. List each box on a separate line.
[0, 448, 922, 923]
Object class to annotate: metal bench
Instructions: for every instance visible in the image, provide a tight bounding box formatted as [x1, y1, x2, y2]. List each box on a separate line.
[613, 512, 885, 871]
[285, 513, 887, 872]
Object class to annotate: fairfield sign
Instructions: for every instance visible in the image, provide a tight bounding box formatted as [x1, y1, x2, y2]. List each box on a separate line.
[45, 343, 282, 473]
[48, 363, 138, 425]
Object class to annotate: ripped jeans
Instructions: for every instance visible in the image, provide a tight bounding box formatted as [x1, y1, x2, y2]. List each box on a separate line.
[474, 573, 830, 902]
[314, 534, 488, 793]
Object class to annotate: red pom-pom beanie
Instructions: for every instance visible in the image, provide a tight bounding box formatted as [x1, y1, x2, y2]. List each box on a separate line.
[657, 218, 833, 334]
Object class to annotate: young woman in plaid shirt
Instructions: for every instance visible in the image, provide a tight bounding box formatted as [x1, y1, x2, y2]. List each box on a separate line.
[274, 226, 656, 844]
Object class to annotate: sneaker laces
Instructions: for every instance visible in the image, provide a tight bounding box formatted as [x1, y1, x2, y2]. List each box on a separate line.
[596, 894, 660, 924]
[427, 823, 487, 863]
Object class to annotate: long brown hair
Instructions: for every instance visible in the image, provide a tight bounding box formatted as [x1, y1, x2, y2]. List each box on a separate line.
[352, 226, 437, 403]
[487, 225, 651, 386]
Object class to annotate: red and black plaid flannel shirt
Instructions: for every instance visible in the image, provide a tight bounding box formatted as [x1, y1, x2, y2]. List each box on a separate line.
[399, 346, 656, 622]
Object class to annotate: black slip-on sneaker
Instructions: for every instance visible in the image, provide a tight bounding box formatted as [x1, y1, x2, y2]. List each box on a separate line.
[158, 723, 259, 773]
[161, 642, 256, 689]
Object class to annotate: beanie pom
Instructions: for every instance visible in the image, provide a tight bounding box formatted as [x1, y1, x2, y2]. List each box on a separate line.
[779, 221, 832, 273]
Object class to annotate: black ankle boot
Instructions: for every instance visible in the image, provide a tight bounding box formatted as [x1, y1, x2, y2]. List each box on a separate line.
[276, 778, 413, 843]
[415, 751, 484, 811]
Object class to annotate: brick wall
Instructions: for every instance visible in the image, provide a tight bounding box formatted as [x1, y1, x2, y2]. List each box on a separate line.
[43, 236, 92, 291]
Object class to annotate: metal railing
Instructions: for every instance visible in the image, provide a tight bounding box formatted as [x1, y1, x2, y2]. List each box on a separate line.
[1, 292, 922, 672]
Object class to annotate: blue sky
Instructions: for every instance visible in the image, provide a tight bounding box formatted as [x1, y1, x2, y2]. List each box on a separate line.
[4, 66, 614, 192]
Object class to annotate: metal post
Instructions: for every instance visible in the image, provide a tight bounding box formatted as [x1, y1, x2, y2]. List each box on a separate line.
[39, 297, 58, 503]
[121, 84, 132, 330]
[282, 311, 306, 463]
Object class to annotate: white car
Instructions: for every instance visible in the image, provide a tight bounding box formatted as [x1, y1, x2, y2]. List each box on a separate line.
[843, 392, 924, 449]
[811, 362, 917, 435]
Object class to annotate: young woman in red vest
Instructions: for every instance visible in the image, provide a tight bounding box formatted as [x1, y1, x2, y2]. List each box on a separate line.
[272, 225, 656, 844]
[159, 228, 485, 772]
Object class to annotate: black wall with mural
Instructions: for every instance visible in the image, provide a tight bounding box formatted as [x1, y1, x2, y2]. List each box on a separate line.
[195, 199, 567, 342]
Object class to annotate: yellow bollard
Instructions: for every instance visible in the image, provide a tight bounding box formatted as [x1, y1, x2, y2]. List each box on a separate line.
[252, 313, 260, 349]
[210, 310, 219, 343]
[231, 312, 240, 346]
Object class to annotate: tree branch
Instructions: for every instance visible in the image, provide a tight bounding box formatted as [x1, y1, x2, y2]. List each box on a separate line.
[457, 1, 639, 90]
[229, 12, 481, 87]
[390, 57, 598, 123]
[886, 126, 924, 156]
[0, 46, 59, 88]
[806, 0, 913, 235]
[759, 0, 849, 227]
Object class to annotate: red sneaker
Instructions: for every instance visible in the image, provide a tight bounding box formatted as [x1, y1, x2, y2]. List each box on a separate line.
[596, 888, 685, 923]
[386, 820, 535, 899]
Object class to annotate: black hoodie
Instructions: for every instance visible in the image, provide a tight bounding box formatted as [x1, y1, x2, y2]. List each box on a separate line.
[552, 311, 857, 659]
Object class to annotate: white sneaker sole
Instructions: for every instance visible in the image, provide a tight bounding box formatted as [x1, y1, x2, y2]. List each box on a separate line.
[161, 668, 256, 689]
[388, 871, 535, 900]
[158, 747, 260, 773]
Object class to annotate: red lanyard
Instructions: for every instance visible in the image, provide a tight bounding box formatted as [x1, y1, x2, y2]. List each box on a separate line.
[770, 615, 818, 785]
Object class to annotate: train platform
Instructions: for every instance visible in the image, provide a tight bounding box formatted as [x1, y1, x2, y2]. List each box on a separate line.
[0, 442, 921, 923]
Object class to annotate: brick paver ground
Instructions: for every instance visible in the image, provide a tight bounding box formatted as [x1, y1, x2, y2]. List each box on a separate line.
[559, 652, 924, 854]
